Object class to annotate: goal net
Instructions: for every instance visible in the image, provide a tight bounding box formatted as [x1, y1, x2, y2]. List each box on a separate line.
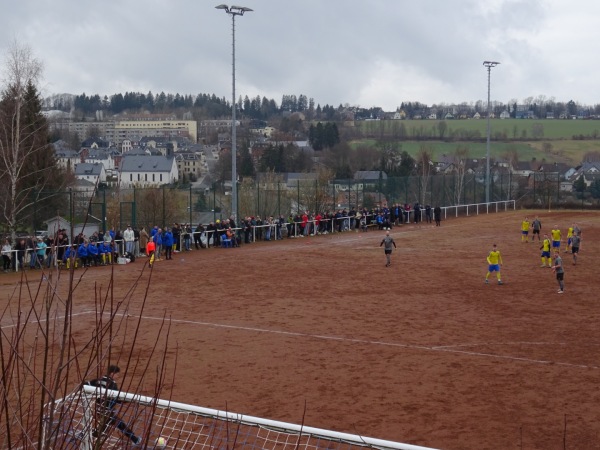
[43, 385, 438, 450]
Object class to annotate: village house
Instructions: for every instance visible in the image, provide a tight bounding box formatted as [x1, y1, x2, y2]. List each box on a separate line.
[119, 155, 179, 188]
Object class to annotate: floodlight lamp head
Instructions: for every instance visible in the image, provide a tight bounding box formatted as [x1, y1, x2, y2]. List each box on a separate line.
[230, 5, 253, 14]
[483, 61, 500, 68]
[215, 4, 229, 11]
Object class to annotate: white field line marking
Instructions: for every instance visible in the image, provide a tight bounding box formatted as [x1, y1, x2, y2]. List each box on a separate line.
[132, 314, 600, 370]
[0, 310, 96, 330]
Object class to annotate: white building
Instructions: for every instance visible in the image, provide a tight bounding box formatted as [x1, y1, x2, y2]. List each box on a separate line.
[119, 155, 179, 187]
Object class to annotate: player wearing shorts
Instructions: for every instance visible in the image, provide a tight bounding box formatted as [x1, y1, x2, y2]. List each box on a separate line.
[573, 223, 582, 251]
[379, 230, 397, 267]
[552, 249, 564, 294]
[550, 226, 561, 252]
[571, 234, 581, 265]
[531, 217, 542, 242]
[521, 217, 530, 243]
[485, 244, 503, 285]
[565, 226, 574, 252]
[540, 234, 552, 268]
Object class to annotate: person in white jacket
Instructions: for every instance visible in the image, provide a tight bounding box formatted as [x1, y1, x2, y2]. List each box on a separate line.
[123, 225, 135, 255]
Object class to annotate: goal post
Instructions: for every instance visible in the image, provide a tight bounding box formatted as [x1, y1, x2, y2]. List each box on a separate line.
[46, 385, 440, 450]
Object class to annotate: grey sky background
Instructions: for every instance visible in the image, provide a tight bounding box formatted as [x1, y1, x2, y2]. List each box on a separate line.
[1, 0, 598, 110]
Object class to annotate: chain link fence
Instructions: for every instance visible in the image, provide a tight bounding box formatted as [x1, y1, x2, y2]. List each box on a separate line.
[8, 171, 586, 234]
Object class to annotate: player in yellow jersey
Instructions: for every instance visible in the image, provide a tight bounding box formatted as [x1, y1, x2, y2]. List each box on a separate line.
[565, 226, 574, 252]
[485, 243, 503, 285]
[521, 217, 530, 243]
[539, 233, 552, 268]
[550, 226, 561, 253]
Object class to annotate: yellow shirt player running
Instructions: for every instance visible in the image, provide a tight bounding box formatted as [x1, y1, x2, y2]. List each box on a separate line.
[485, 244, 503, 285]
[551, 226, 561, 252]
[521, 217, 530, 243]
[540, 233, 552, 268]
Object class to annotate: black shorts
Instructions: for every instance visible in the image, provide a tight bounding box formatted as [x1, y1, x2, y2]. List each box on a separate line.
[384, 250, 392, 255]
[556, 272, 564, 281]
[572, 246, 579, 254]
[533, 229, 540, 234]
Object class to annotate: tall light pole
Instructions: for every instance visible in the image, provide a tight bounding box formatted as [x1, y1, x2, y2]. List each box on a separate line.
[216, 4, 253, 224]
[483, 61, 499, 204]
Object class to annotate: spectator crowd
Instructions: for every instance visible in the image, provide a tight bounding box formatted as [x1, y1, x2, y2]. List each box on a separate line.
[1, 202, 439, 272]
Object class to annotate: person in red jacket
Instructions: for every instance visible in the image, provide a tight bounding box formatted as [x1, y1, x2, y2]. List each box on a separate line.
[146, 240, 156, 268]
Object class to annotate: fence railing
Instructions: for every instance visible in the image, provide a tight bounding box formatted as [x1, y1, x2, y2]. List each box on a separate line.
[2, 200, 515, 273]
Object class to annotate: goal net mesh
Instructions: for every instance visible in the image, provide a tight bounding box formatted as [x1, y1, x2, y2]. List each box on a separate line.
[43, 385, 436, 450]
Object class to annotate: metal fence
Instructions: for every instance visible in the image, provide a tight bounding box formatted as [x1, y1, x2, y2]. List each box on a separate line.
[11, 171, 581, 234]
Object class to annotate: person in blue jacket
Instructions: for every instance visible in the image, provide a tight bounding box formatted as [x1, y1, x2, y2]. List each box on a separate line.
[163, 228, 174, 260]
[87, 241, 100, 266]
[100, 241, 112, 265]
[77, 241, 89, 268]
[63, 244, 78, 269]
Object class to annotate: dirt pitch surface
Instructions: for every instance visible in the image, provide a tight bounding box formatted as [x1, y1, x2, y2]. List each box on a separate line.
[1, 210, 599, 450]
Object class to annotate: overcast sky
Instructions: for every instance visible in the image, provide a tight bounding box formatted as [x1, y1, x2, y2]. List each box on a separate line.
[1, 0, 598, 111]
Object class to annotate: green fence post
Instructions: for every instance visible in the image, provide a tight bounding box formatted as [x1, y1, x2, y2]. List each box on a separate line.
[189, 186, 193, 225]
[162, 185, 166, 227]
[133, 187, 137, 228]
[277, 181, 281, 217]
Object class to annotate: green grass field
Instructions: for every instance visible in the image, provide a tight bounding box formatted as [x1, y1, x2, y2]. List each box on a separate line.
[348, 119, 600, 164]
[354, 118, 600, 140]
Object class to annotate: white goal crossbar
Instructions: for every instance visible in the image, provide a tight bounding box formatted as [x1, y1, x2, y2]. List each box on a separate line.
[44, 385, 439, 450]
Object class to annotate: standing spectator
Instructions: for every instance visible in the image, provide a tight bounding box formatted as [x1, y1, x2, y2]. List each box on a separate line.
[172, 223, 181, 252]
[57, 231, 69, 266]
[434, 206, 442, 226]
[194, 223, 205, 249]
[35, 237, 47, 269]
[413, 203, 421, 224]
[123, 225, 135, 255]
[133, 226, 140, 257]
[163, 228, 174, 260]
[301, 212, 309, 237]
[552, 249, 565, 294]
[2, 239, 12, 272]
[14, 238, 26, 271]
[484, 244, 503, 285]
[27, 237, 37, 269]
[114, 229, 124, 256]
[206, 222, 216, 248]
[139, 227, 149, 255]
[286, 215, 294, 238]
[154, 228, 163, 260]
[243, 218, 252, 244]
[379, 230, 397, 267]
[425, 205, 432, 224]
[183, 224, 192, 251]
[45, 235, 55, 268]
[531, 216, 542, 241]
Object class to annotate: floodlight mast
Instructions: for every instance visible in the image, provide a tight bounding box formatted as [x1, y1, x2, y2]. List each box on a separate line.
[215, 4, 253, 224]
[483, 61, 500, 204]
